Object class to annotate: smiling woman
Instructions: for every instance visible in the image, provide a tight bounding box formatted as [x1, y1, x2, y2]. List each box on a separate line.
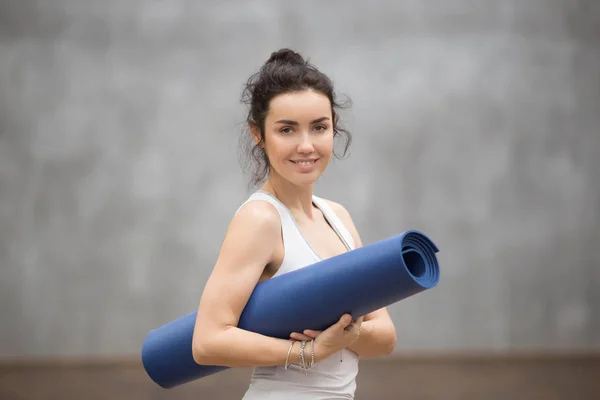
[256, 90, 335, 184]
[191, 49, 397, 400]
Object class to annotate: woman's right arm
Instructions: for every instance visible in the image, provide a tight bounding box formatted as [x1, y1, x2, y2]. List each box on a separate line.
[191, 201, 306, 368]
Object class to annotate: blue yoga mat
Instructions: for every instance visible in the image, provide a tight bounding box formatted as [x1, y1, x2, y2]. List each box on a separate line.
[141, 230, 440, 389]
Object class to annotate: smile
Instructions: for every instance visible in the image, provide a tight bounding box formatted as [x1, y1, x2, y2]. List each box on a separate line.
[291, 159, 319, 166]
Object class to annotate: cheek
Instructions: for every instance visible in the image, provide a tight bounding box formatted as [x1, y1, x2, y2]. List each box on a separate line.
[264, 137, 289, 162]
[318, 134, 335, 155]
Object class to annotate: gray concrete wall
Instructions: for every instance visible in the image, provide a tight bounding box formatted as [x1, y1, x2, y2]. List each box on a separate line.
[1, 0, 599, 359]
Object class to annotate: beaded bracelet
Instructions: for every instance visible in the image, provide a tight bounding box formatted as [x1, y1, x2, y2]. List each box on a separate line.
[285, 339, 316, 373]
[299, 340, 307, 373]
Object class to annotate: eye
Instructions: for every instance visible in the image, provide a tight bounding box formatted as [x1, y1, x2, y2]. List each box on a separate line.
[313, 125, 327, 132]
[280, 127, 294, 134]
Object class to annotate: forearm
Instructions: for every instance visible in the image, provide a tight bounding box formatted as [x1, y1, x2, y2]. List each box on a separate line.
[193, 326, 308, 368]
[347, 318, 396, 358]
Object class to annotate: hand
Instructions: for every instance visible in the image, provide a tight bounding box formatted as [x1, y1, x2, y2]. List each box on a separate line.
[291, 314, 362, 362]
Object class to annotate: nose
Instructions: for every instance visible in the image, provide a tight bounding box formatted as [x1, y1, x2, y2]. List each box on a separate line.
[297, 132, 314, 154]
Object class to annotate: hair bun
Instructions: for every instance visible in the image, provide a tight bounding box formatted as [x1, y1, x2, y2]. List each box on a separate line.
[266, 48, 305, 66]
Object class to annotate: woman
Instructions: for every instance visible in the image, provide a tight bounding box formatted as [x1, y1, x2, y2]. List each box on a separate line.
[192, 48, 397, 399]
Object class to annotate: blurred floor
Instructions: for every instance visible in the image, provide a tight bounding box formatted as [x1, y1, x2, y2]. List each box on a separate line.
[1, 355, 599, 400]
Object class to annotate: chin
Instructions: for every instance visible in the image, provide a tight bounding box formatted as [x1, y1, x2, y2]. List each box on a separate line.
[287, 172, 322, 187]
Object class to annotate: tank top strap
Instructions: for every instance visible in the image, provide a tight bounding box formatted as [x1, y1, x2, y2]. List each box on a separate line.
[311, 195, 356, 251]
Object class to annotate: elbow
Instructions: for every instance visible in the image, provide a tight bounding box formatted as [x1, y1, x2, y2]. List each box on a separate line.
[191, 319, 223, 365]
[192, 339, 222, 366]
[192, 329, 221, 366]
[192, 340, 210, 365]
[192, 328, 234, 366]
[191, 323, 208, 365]
[385, 337, 397, 355]
[384, 331, 397, 356]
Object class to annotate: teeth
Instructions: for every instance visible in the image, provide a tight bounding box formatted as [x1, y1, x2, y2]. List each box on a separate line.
[298, 161, 313, 166]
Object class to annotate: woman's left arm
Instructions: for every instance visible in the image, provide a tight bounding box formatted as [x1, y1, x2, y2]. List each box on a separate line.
[291, 200, 397, 358]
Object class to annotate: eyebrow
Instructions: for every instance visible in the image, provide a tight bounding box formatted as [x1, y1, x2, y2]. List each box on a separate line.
[274, 117, 330, 125]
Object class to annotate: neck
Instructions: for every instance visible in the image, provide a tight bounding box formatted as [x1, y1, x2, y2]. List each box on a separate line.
[262, 173, 315, 219]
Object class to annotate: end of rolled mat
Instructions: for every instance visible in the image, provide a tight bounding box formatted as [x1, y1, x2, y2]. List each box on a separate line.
[401, 230, 440, 288]
[140, 311, 232, 388]
[141, 343, 198, 389]
[141, 336, 170, 389]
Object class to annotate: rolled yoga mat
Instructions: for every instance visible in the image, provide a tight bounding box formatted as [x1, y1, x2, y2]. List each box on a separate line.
[141, 229, 440, 389]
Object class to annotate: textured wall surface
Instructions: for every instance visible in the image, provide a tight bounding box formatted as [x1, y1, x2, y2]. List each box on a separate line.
[1, 0, 599, 358]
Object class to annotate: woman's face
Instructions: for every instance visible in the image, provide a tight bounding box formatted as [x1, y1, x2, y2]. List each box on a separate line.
[254, 90, 334, 187]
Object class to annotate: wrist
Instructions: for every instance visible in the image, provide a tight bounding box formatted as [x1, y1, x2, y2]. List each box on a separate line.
[287, 340, 317, 368]
[314, 340, 325, 363]
[313, 340, 327, 363]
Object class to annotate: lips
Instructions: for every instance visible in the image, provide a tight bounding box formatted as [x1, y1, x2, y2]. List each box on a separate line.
[291, 159, 318, 166]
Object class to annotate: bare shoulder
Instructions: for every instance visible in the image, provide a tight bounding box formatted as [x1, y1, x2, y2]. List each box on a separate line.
[212, 199, 282, 274]
[207, 200, 281, 274]
[232, 199, 281, 232]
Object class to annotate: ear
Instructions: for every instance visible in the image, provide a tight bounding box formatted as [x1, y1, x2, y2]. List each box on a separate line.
[249, 121, 263, 146]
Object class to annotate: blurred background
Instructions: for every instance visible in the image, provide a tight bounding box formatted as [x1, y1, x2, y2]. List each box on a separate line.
[1, 0, 599, 399]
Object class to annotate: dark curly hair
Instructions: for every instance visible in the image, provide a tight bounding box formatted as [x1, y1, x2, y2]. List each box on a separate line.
[239, 48, 352, 186]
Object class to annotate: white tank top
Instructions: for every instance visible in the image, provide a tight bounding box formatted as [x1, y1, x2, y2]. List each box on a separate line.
[238, 190, 360, 400]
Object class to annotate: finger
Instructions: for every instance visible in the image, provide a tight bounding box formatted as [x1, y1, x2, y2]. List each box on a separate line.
[344, 316, 358, 331]
[350, 317, 363, 327]
[302, 329, 321, 338]
[303, 329, 322, 335]
[290, 332, 313, 341]
[354, 318, 364, 333]
[337, 314, 352, 328]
